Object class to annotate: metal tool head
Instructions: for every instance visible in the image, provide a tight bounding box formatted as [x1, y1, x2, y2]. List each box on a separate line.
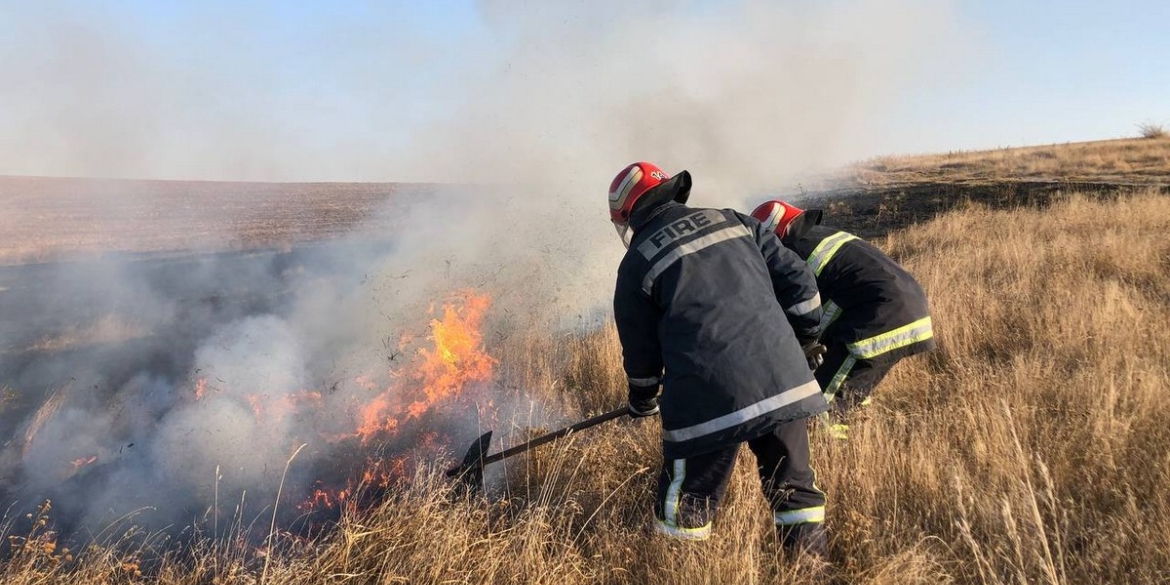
[446, 430, 492, 493]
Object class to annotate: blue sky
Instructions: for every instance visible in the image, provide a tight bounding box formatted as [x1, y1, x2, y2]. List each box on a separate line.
[0, 0, 1166, 180]
[894, 0, 1170, 152]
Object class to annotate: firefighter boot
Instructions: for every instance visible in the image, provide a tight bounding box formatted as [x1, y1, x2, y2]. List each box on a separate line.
[779, 522, 827, 557]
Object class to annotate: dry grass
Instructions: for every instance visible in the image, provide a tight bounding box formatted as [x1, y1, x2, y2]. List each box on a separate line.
[4, 189, 1169, 583]
[855, 138, 1170, 187]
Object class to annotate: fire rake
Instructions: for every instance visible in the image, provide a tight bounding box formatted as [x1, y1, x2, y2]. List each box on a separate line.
[446, 406, 629, 491]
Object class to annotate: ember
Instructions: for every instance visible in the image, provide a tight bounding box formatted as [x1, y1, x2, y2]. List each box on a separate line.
[69, 455, 98, 472]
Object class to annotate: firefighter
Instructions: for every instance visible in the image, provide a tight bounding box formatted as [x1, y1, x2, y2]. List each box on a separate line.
[609, 162, 830, 553]
[750, 200, 936, 437]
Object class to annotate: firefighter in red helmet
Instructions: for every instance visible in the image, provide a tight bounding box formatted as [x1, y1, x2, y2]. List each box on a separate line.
[751, 200, 936, 438]
[608, 162, 830, 554]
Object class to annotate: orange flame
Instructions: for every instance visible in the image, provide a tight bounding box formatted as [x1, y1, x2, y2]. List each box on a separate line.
[352, 291, 496, 444]
[354, 393, 398, 440]
[300, 484, 352, 512]
[70, 455, 98, 472]
[407, 294, 495, 418]
[183, 289, 497, 516]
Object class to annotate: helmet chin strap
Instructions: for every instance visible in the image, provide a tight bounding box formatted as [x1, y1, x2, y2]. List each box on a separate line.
[614, 223, 632, 249]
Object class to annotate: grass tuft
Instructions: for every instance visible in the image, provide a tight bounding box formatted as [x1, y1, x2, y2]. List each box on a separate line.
[1138, 122, 1167, 139]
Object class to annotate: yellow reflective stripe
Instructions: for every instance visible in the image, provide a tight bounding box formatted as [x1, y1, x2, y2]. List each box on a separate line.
[823, 355, 857, 402]
[810, 460, 823, 496]
[820, 300, 842, 330]
[774, 506, 826, 525]
[654, 518, 712, 540]
[806, 231, 858, 276]
[815, 413, 848, 439]
[658, 459, 711, 540]
[847, 317, 934, 359]
[664, 459, 685, 529]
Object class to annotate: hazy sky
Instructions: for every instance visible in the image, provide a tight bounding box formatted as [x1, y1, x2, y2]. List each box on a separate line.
[0, 0, 1166, 181]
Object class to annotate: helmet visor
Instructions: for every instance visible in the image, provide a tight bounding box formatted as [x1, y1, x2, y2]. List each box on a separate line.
[613, 222, 632, 249]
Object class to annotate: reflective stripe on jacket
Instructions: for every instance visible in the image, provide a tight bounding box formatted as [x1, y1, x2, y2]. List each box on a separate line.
[782, 211, 936, 362]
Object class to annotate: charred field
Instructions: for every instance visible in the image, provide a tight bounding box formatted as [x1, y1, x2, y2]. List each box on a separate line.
[2, 136, 1170, 584]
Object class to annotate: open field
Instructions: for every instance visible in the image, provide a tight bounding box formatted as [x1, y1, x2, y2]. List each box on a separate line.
[2, 138, 1170, 583]
[0, 177, 419, 265]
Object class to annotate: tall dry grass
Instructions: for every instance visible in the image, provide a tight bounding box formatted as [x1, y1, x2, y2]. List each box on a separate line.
[4, 191, 1170, 584]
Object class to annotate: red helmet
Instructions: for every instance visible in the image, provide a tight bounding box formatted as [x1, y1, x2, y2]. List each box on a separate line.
[609, 162, 671, 246]
[750, 200, 804, 238]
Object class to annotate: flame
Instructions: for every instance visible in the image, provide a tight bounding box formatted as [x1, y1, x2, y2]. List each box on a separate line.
[304, 487, 348, 511]
[354, 393, 398, 440]
[297, 453, 418, 514]
[407, 294, 495, 417]
[247, 394, 264, 418]
[69, 455, 98, 472]
[174, 290, 497, 517]
[352, 291, 496, 444]
[296, 292, 497, 514]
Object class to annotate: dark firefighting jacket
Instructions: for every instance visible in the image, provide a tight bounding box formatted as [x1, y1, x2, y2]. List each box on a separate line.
[614, 198, 829, 459]
[781, 211, 935, 362]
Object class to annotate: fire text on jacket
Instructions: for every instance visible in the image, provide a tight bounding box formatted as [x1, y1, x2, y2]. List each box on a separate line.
[637, 209, 726, 259]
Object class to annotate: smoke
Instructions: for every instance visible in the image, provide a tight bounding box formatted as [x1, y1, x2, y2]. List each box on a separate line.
[417, 0, 965, 203]
[0, 0, 967, 542]
[1, 1, 965, 189]
[0, 186, 611, 537]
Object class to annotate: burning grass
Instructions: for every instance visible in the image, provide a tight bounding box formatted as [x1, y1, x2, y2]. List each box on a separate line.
[4, 190, 1170, 583]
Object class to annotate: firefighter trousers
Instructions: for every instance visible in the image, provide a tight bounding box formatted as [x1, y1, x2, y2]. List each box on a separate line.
[654, 419, 825, 542]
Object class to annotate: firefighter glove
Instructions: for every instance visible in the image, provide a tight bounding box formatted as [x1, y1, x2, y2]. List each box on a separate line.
[801, 340, 827, 371]
[627, 383, 660, 418]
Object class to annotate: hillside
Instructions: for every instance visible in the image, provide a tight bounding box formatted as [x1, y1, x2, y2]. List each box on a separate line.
[2, 137, 1170, 584]
[857, 136, 1170, 187]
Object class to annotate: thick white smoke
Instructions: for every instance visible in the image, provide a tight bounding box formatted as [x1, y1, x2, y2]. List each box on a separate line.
[419, 0, 964, 203]
[0, 0, 967, 539]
